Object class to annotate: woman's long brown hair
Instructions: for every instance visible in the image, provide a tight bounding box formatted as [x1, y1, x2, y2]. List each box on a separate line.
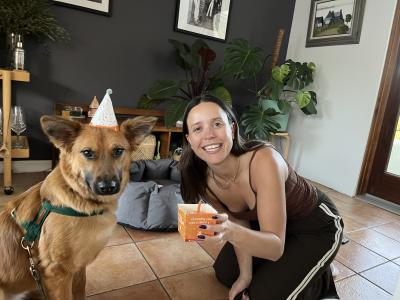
[179, 95, 266, 204]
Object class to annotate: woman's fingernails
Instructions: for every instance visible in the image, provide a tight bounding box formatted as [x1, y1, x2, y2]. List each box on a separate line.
[212, 215, 218, 219]
[197, 234, 205, 239]
[199, 225, 207, 229]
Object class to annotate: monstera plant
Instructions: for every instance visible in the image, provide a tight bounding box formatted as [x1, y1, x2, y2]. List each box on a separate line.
[222, 38, 318, 140]
[139, 38, 231, 128]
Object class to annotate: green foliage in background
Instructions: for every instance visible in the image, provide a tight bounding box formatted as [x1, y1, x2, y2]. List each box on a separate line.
[0, 0, 69, 43]
[139, 39, 232, 128]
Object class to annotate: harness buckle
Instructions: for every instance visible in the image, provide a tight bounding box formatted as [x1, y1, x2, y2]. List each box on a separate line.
[21, 237, 34, 253]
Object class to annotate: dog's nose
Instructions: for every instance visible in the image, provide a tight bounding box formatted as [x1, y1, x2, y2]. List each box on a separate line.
[94, 178, 120, 195]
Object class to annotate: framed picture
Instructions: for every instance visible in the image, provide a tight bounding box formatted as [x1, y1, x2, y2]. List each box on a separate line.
[53, 0, 111, 16]
[306, 0, 365, 47]
[175, 0, 232, 42]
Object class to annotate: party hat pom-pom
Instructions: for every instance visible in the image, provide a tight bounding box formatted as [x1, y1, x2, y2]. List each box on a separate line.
[106, 88, 112, 95]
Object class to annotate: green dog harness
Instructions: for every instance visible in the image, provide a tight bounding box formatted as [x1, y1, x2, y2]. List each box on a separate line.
[12, 200, 104, 244]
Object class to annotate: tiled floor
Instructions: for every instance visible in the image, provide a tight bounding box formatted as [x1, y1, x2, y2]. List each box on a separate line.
[1, 173, 400, 299]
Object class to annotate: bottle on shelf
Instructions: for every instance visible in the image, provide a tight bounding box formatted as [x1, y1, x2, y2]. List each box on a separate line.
[13, 40, 25, 70]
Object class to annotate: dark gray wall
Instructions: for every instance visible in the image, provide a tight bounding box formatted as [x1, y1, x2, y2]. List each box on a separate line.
[3, 0, 296, 159]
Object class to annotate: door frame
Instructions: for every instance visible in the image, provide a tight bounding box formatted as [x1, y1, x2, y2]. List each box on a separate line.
[357, 0, 400, 195]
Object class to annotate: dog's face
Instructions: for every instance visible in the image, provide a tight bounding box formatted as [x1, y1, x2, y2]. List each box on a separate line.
[40, 116, 156, 201]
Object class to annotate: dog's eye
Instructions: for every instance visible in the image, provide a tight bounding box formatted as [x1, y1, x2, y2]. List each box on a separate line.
[81, 149, 95, 159]
[112, 148, 124, 158]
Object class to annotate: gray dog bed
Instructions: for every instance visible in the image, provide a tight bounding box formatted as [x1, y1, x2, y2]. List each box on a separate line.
[116, 159, 183, 231]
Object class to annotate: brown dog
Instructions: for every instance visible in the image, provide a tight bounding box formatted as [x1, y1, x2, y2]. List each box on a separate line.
[0, 115, 156, 300]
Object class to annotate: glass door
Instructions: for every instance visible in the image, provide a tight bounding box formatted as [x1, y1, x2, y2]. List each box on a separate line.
[366, 50, 400, 204]
[386, 117, 400, 176]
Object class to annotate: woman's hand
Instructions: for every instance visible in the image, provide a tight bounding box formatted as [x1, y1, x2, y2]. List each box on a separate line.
[229, 275, 251, 300]
[198, 213, 237, 243]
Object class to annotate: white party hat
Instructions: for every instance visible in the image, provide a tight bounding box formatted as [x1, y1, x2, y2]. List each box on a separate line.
[89, 89, 119, 131]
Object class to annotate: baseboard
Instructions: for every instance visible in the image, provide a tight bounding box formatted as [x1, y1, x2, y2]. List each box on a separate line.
[0, 160, 52, 174]
[356, 193, 400, 215]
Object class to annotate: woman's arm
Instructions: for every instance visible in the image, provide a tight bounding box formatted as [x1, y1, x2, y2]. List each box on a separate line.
[206, 148, 288, 261]
[203, 194, 252, 300]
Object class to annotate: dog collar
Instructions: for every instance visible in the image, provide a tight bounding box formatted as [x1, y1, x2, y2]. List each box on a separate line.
[12, 200, 103, 244]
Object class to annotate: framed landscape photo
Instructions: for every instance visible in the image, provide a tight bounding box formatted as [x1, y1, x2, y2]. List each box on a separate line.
[306, 0, 365, 47]
[54, 0, 111, 16]
[175, 0, 232, 42]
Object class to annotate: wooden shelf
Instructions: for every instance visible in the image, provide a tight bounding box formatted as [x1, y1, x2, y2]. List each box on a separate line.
[0, 69, 30, 193]
[10, 136, 29, 158]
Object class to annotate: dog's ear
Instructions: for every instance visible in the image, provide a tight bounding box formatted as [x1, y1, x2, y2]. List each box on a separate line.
[41, 115, 82, 151]
[120, 116, 157, 150]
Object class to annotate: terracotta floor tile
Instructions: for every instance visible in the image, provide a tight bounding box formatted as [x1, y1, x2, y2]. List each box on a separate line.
[88, 280, 170, 300]
[335, 241, 387, 272]
[336, 275, 392, 300]
[125, 226, 179, 242]
[106, 225, 133, 246]
[360, 261, 400, 295]
[373, 222, 400, 242]
[137, 235, 214, 278]
[160, 267, 228, 300]
[86, 243, 156, 295]
[197, 240, 225, 260]
[341, 215, 368, 233]
[339, 209, 391, 227]
[357, 206, 400, 223]
[346, 229, 400, 260]
[332, 260, 355, 282]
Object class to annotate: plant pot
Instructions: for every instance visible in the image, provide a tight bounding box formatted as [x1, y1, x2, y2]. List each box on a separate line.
[263, 99, 289, 132]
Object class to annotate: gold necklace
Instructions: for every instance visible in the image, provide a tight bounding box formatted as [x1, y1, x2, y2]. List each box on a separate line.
[211, 157, 240, 190]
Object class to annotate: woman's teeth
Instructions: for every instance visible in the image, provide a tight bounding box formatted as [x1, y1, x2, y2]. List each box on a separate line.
[203, 144, 221, 152]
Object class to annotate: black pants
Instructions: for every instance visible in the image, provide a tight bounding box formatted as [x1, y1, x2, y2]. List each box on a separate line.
[213, 190, 343, 300]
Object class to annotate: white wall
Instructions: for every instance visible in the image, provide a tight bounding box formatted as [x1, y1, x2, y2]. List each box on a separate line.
[286, 0, 397, 196]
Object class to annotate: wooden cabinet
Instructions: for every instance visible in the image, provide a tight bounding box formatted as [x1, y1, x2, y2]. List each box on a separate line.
[53, 103, 182, 166]
[0, 70, 30, 194]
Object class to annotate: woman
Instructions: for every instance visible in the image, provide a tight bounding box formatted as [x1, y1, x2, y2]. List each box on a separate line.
[180, 95, 343, 300]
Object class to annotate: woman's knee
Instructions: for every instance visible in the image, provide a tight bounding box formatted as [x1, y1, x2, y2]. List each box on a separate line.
[213, 243, 239, 287]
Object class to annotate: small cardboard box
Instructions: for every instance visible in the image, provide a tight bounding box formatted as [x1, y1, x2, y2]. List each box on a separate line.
[178, 203, 218, 242]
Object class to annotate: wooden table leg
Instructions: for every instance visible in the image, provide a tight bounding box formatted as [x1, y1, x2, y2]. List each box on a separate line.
[1, 70, 12, 193]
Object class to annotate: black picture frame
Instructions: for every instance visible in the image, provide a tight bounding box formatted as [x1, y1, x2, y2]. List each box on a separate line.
[306, 0, 365, 47]
[53, 0, 111, 16]
[174, 0, 232, 42]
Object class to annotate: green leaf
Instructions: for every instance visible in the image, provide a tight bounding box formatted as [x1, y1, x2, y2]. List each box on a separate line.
[240, 102, 281, 140]
[272, 64, 290, 82]
[169, 39, 194, 70]
[277, 100, 292, 114]
[191, 39, 209, 68]
[307, 62, 316, 72]
[301, 91, 317, 115]
[295, 90, 311, 108]
[223, 38, 264, 79]
[137, 95, 162, 109]
[208, 86, 232, 107]
[165, 99, 188, 128]
[208, 77, 224, 90]
[266, 80, 284, 100]
[168, 39, 191, 70]
[148, 80, 181, 99]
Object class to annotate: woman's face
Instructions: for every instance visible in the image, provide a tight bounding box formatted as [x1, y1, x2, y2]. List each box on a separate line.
[186, 102, 234, 165]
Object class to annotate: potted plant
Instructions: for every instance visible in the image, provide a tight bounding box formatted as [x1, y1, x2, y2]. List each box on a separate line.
[139, 38, 231, 128]
[222, 38, 318, 140]
[0, 0, 70, 68]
